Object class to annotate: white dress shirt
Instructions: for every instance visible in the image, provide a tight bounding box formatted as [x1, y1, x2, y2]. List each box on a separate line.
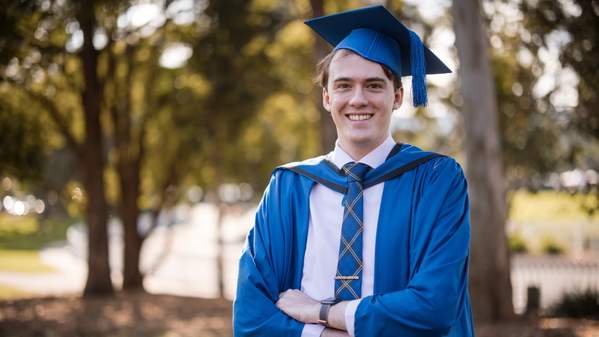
[300, 135, 396, 337]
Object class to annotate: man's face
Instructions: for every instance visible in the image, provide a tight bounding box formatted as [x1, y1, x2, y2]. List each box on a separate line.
[323, 51, 402, 155]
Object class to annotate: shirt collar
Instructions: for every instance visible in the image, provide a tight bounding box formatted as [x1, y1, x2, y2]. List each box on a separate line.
[330, 135, 396, 170]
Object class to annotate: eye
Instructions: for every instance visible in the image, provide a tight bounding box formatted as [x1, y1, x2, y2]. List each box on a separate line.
[334, 82, 351, 90]
[367, 82, 384, 89]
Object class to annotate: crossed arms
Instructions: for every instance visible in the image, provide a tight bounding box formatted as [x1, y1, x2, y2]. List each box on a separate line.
[276, 288, 350, 336]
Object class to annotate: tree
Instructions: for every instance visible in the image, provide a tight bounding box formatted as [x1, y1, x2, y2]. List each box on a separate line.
[521, 0, 599, 143]
[0, 91, 45, 182]
[309, 0, 337, 153]
[520, 0, 599, 211]
[187, 0, 287, 297]
[452, 0, 513, 322]
[1, 0, 320, 298]
[0, 0, 184, 294]
[0, 0, 114, 295]
[0, 1, 45, 183]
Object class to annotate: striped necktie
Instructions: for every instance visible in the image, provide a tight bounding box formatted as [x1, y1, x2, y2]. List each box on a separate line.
[335, 162, 371, 300]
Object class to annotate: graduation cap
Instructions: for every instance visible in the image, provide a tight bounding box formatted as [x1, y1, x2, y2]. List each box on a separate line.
[304, 5, 451, 107]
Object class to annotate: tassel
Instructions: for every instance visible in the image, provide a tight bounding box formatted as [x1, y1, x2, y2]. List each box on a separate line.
[409, 31, 427, 107]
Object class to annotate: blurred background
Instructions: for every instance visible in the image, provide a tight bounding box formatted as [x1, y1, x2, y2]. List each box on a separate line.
[0, 0, 598, 336]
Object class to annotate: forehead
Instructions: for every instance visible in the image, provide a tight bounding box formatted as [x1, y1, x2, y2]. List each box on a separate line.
[328, 50, 388, 81]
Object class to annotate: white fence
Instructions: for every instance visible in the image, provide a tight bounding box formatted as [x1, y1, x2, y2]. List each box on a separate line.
[511, 255, 599, 314]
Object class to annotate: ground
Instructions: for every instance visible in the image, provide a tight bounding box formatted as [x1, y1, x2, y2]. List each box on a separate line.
[0, 292, 598, 337]
[0, 293, 231, 337]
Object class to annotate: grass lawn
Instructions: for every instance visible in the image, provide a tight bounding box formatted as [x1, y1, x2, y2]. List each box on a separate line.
[509, 190, 599, 223]
[0, 214, 73, 273]
[0, 250, 55, 273]
[0, 284, 33, 299]
[508, 190, 599, 254]
[0, 214, 72, 250]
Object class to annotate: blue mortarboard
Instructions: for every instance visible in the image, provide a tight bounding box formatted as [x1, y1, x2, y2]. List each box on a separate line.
[305, 5, 451, 107]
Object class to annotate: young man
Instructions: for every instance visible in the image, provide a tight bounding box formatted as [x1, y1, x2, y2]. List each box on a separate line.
[234, 5, 475, 337]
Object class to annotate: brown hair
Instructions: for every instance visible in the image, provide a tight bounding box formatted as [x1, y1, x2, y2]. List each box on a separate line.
[315, 49, 402, 90]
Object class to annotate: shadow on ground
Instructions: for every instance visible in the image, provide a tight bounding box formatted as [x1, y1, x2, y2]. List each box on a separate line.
[0, 293, 597, 337]
[477, 318, 599, 337]
[0, 293, 231, 337]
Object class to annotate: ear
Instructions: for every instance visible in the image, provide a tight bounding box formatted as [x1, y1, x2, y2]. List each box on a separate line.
[322, 87, 331, 112]
[393, 86, 404, 110]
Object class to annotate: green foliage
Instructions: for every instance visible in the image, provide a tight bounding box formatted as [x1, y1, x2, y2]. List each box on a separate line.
[0, 0, 40, 64]
[0, 214, 38, 234]
[508, 233, 528, 254]
[581, 190, 599, 217]
[519, 0, 599, 208]
[493, 52, 567, 186]
[483, 2, 571, 190]
[185, 0, 287, 190]
[521, 0, 599, 140]
[550, 288, 599, 319]
[540, 236, 564, 255]
[0, 91, 45, 181]
[0, 214, 73, 250]
[0, 0, 326, 213]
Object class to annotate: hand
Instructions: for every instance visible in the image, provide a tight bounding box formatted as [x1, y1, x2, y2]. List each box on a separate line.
[321, 328, 350, 337]
[275, 289, 321, 323]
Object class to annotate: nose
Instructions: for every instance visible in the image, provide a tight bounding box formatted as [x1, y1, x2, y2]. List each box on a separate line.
[349, 87, 368, 108]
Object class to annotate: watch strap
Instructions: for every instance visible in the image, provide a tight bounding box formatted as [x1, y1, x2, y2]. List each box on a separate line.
[318, 302, 333, 326]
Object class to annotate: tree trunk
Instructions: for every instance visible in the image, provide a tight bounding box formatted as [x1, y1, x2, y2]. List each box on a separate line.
[77, 1, 113, 296]
[452, 0, 513, 322]
[215, 202, 226, 299]
[310, 0, 336, 153]
[81, 151, 113, 295]
[115, 46, 145, 291]
[211, 144, 227, 299]
[120, 165, 144, 290]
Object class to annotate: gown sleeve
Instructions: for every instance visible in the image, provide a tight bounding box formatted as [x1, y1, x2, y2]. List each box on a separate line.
[233, 171, 305, 337]
[354, 157, 472, 337]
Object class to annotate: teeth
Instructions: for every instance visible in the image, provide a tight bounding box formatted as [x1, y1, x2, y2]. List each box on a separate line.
[348, 114, 372, 121]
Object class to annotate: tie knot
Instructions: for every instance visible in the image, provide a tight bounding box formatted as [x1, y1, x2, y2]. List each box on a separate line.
[343, 162, 371, 182]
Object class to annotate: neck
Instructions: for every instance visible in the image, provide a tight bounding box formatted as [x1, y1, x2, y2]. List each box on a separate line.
[338, 136, 388, 161]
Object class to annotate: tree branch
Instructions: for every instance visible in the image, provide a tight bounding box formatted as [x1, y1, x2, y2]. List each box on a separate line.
[3, 77, 82, 156]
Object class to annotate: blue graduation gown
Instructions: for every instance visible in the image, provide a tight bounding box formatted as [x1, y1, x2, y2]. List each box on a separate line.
[233, 144, 475, 337]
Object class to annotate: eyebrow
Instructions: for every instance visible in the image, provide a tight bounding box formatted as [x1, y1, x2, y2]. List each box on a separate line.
[332, 77, 387, 83]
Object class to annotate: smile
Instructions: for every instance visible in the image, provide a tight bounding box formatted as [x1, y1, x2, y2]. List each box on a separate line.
[346, 113, 373, 121]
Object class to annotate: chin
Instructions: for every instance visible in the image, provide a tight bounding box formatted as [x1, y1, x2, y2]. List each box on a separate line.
[346, 135, 379, 148]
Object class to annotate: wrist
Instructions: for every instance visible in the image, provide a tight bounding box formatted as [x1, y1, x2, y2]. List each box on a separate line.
[327, 301, 349, 331]
[308, 302, 322, 323]
[317, 297, 339, 326]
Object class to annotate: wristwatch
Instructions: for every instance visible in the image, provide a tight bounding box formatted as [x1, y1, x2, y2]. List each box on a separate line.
[317, 297, 339, 326]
